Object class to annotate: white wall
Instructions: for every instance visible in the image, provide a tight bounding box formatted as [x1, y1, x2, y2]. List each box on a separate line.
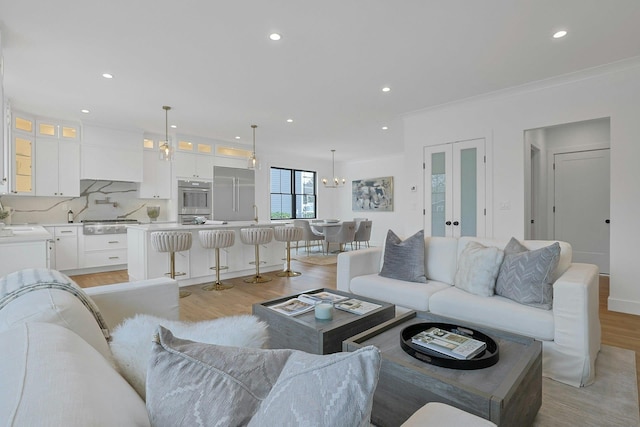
[402, 58, 640, 315]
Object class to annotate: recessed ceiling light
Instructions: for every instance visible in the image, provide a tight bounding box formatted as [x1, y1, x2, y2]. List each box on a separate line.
[102, 73, 113, 79]
[81, 109, 90, 114]
[381, 126, 389, 130]
[269, 33, 282, 41]
[553, 30, 567, 39]
[286, 119, 293, 123]
[382, 87, 391, 92]
[170, 125, 177, 129]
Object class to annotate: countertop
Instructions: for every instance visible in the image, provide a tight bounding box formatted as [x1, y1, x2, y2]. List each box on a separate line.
[0, 225, 52, 243]
[127, 221, 284, 232]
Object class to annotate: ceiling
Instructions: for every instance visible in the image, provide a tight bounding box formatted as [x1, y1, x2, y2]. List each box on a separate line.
[1, 1, 640, 161]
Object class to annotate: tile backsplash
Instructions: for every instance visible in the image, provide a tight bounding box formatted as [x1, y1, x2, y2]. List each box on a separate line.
[0, 180, 170, 224]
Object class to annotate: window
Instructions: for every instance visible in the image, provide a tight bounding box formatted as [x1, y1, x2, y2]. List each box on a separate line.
[270, 167, 317, 219]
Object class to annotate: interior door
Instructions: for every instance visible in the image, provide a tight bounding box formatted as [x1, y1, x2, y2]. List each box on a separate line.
[424, 138, 485, 237]
[554, 149, 610, 273]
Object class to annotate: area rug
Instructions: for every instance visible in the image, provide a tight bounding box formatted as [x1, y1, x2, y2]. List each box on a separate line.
[296, 255, 338, 266]
[534, 345, 639, 426]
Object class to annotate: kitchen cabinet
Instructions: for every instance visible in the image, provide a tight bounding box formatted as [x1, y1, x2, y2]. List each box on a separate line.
[174, 152, 215, 180]
[139, 149, 172, 199]
[35, 139, 80, 197]
[0, 226, 50, 277]
[81, 124, 143, 182]
[45, 225, 79, 271]
[10, 113, 35, 195]
[423, 138, 486, 238]
[127, 224, 284, 286]
[82, 233, 128, 268]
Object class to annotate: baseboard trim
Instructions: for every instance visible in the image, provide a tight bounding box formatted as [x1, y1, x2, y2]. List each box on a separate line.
[607, 296, 640, 316]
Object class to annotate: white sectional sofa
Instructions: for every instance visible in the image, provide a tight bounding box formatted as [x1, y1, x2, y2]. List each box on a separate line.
[337, 236, 601, 387]
[0, 269, 495, 426]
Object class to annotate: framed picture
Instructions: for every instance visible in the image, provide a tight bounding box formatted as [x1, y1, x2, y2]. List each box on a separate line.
[352, 176, 393, 211]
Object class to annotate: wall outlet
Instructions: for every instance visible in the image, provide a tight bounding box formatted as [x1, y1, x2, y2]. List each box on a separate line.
[499, 200, 511, 210]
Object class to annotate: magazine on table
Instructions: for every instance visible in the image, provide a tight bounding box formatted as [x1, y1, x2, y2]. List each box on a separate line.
[334, 298, 381, 315]
[411, 327, 486, 360]
[268, 292, 347, 316]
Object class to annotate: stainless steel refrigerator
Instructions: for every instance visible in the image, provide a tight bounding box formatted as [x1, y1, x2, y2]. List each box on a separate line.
[212, 166, 255, 221]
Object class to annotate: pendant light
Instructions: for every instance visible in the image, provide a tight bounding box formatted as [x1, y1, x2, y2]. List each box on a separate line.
[159, 105, 173, 161]
[322, 149, 346, 188]
[247, 124, 260, 169]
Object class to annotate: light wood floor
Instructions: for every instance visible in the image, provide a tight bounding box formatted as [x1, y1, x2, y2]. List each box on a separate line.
[71, 264, 640, 394]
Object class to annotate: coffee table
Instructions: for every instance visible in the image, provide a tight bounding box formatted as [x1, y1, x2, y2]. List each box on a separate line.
[252, 288, 395, 355]
[344, 311, 542, 427]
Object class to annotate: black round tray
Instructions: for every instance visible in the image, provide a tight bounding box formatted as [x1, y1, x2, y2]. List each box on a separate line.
[400, 322, 499, 369]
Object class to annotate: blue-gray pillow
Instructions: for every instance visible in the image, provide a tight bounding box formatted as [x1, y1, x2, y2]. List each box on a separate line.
[379, 229, 426, 283]
[495, 238, 560, 310]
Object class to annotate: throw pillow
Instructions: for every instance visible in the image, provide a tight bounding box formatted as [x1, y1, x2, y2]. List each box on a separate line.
[495, 237, 560, 310]
[379, 229, 427, 283]
[453, 241, 504, 297]
[110, 314, 269, 399]
[146, 326, 381, 427]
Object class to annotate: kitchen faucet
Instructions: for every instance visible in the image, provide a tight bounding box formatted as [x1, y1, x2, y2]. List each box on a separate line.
[253, 204, 258, 223]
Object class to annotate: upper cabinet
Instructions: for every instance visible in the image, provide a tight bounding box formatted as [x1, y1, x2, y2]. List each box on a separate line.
[36, 119, 80, 141]
[174, 136, 215, 180]
[139, 137, 172, 199]
[82, 124, 143, 182]
[10, 113, 35, 195]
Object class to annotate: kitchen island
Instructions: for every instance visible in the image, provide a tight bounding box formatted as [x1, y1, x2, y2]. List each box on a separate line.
[127, 222, 286, 287]
[0, 225, 52, 277]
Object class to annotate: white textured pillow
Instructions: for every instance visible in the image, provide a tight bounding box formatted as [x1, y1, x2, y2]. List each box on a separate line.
[454, 241, 504, 297]
[109, 314, 269, 399]
[146, 327, 380, 427]
[0, 322, 149, 426]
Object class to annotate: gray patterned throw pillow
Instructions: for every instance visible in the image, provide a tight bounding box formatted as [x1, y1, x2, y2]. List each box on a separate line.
[379, 229, 427, 283]
[495, 237, 560, 310]
[146, 326, 381, 427]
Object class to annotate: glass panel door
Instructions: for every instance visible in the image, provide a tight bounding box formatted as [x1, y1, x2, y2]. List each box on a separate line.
[430, 151, 447, 237]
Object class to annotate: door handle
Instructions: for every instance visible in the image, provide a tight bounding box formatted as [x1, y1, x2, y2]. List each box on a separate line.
[445, 221, 452, 226]
[453, 221, 460, 226]
[605, 219, 610, 224]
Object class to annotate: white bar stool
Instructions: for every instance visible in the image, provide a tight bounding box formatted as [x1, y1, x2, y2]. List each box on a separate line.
[274, 226, 303, 277]
[240, 227, 274, 283]
[150, 231, 193, 298]
[198, 229, 235, 291]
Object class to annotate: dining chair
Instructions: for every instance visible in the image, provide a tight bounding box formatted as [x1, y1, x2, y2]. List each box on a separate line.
[352, 220, 372, 249]
[293, 219, 324, 255]
[324, 221, 356, 254]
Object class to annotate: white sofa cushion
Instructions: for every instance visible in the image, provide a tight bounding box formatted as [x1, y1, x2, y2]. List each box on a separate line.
[146, 326, 380, 427]
[110, 313, 269, 399]
[351, 274, 450, 312]
[0, 322, 149, 427]
[429, 287, 555, 341]
[424, 236, 459, 284]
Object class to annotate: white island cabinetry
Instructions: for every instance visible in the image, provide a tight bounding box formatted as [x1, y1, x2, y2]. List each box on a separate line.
[0, 226, 51, 277]
[127, 223, 285, 287]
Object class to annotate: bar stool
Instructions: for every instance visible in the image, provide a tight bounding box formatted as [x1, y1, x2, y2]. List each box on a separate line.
[199, 229, 235, 291]
[240, 227, 274, 283]
[150, 231, 193, 298]
[274, 226, 304, 277]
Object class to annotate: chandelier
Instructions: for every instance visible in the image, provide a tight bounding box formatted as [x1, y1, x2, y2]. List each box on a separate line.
[322, 149, 345, 188]
[159, 105, 173, 161]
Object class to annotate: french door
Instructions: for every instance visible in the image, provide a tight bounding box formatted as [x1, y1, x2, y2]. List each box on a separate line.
[424, 138, 486, 237]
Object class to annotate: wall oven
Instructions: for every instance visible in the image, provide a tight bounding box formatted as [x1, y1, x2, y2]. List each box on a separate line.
[178, 180, 212, 224]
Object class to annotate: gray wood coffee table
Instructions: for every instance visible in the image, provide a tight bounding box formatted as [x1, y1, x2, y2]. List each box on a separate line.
[252, 288, 395, 355]
[344, 311, 542, 427]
